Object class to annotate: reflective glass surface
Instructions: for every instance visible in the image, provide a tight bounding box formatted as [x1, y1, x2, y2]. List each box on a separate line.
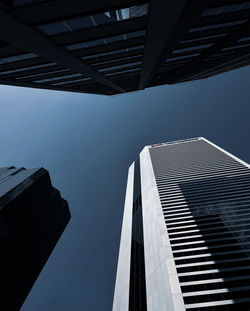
[38, 4, 148, 36]
[0, 53, 37, 64]
[35, 73, 82, 83]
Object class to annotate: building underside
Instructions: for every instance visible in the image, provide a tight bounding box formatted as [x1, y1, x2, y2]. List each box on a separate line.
[0, 0, 249, 95]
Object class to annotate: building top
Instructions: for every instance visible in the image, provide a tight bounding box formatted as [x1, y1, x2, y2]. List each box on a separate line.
[0, 0, 249, 95]
[150, 137, 203, 148]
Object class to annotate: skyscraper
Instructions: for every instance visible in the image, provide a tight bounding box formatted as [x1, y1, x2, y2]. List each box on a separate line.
[0, 1, 249, 95]
[0, 166, 70, 311]
[113, 137, 250, 310]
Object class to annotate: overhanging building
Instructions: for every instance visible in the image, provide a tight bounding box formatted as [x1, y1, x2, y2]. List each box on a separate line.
[0, 1, 249, 95]
[113, 137, 250, 310]
[0, 166, 70, 311]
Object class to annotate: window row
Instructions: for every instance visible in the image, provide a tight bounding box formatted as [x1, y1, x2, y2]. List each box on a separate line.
[38, 4, 148, 36]
[66, 30, 145, 51]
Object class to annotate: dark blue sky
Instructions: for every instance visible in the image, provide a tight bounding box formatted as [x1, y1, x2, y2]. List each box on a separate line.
[0, 66, 250, 311]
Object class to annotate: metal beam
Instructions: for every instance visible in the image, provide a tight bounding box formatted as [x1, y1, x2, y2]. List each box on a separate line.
[139, 0, 211, 90]
[0, 78, 110, 96]
[10, 0, 145, 25]
[177, 47, 250, 83]
[0, 7, 125, 93]
[73, 37, 144, 58]
[169, 19, 250, 84]
[52, 17, 146, 45]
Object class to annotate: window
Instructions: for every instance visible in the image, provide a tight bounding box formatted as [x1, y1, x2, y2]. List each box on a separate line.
[82, 51, 113, 60]
[66, 30, 145, 51]
[35, 73, 82, 83]
[66, 42, 87, 51]
[98, 61, 141, 72]
[66, 16, 93, 31]
[39, 22, 70, 36]
[92, 55, 142, 67]
[66, 38, 106, 50]
[85, 39, 106, 48]
[52, 77, 91, 86]
[127, 45, 144, 51]
[221, 43, 250, 51]
[105, 34, 124, 44]
[125, 30, 145, 39]
[81, 48, 129, 60]
[166, 53, 200, 62]
[38, 4, 148, 36]
[0, 53, 37, 64]
[0, 0, 45, 8]
[173, 43, 213, 54]
[180, 33, 227, 44]
[16, 69, 69, 80]
[238, 36, 250, 42]
[202, 2, 250, 17]
[105, 67, 140, 76]
[189, 20, 247, 33]
[0, 62, 57, 76]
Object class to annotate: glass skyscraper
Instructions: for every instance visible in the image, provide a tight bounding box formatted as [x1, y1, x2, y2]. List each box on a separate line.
[113, 137, 250, 311]
[0, 1, 249, 95]
[0, 166, 70, 311]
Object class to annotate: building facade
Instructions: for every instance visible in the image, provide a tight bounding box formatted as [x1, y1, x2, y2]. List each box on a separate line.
[113, 137, 250, 310]
[0, 1, 249, 95]
[0, 166, 70, 311]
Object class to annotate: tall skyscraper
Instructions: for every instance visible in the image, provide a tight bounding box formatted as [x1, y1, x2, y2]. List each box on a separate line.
[0, 1, 249, 95]
[113, 137, 250, 310]
[0, 166, 70, 311]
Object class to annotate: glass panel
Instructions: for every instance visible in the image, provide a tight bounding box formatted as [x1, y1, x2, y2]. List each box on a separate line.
[13, 0, 39, 4]
[85, 39, 106, 48]
[38, 4, 148, 36]
[92, 12, 117, 25]
[166, 53, 200, 62]
[238, 36, 250, 42]
[81, 51, 113, 60]
[66, 42, 87, 51]
[173, 43, 213, 54]
[221, 43, 250, 51]
[112, 48, 128, 54]
[16, 69, 69, 80]
[105, 67, 140, 76]
[189, 20, 247, 33]
[92, 55, 142, 67]
[105, 34, 124, 43]
[127, 45, 144, 51]
[81, 48, 130, 60]
[0, 62, 57, 76]
[66, 30, 145, 51]
[35, 73, 82, 83]
[128, 4, 148, 18]
[0, 53, 37, 64]
[39, 22, 69, 35]
[66, 16, 93, 31]
[125, 29, 145, 39]
[0, 0, 44, 7]
[180, 33, 227, 44]
[202, 2, 250, 17]
[52, 77, 91, 86]
[98, 61, 141, 72]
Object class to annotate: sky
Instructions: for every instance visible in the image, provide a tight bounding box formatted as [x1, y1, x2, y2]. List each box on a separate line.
[0, 66, 250, 311]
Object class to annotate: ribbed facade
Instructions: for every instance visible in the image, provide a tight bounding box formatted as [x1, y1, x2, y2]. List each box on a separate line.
[113, 137, 250, 311]
[149, 138, 250, 310]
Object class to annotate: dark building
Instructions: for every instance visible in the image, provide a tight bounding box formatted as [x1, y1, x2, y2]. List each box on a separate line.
[0, 166, 70, 311]
[0, 0, 249, 95]
[113, 138, 250, 311]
